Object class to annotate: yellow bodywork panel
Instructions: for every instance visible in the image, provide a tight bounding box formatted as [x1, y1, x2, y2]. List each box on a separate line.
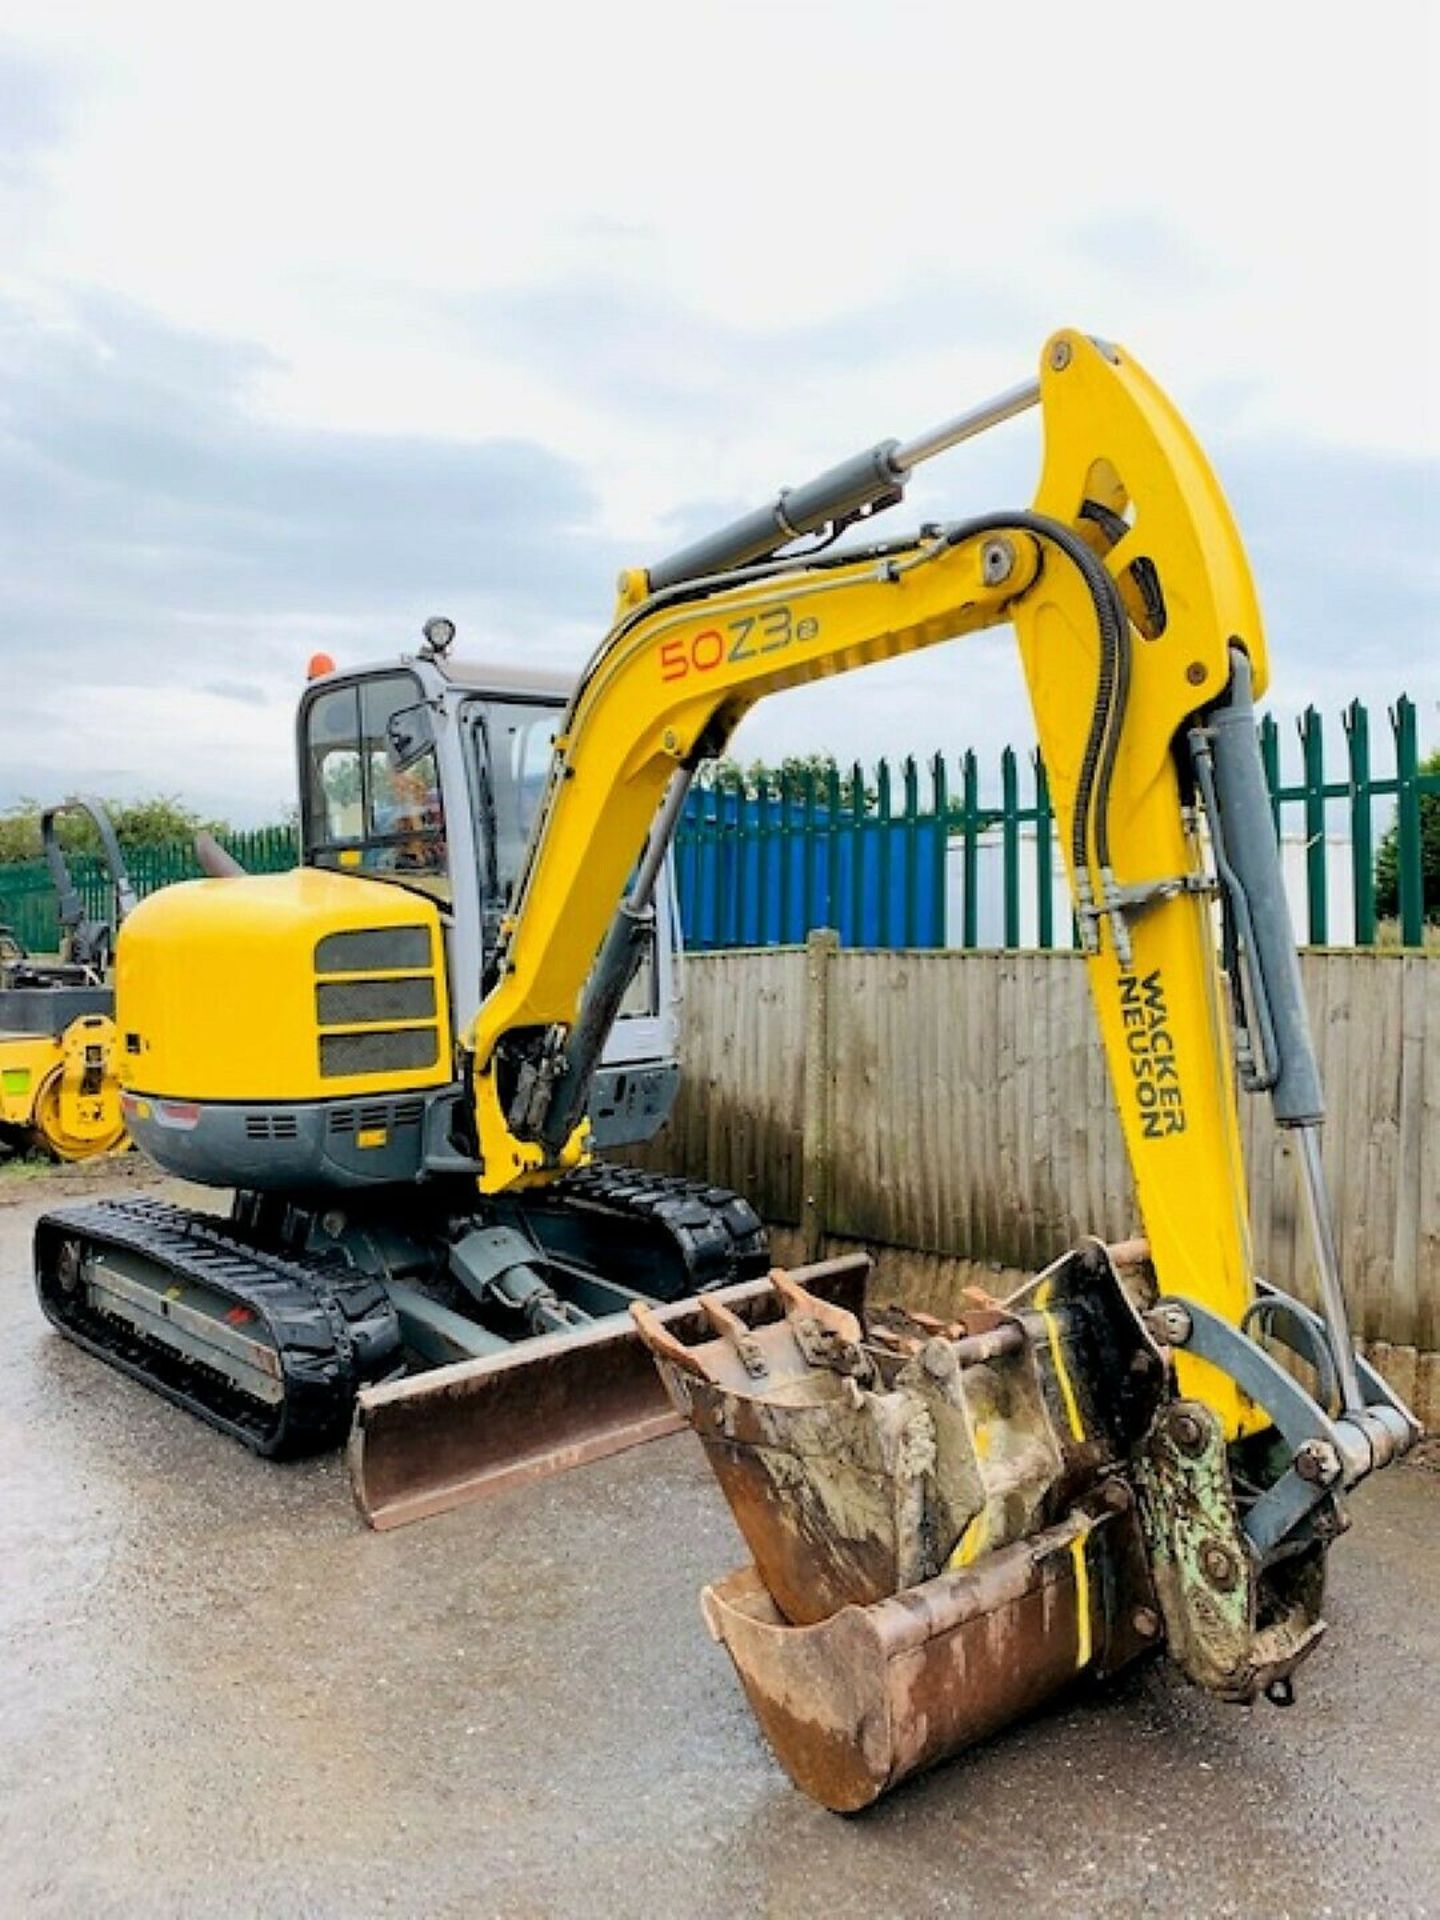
[467, 331, 1267, 1432]
[116, 869, 451, 1103]
[0, 1016, 127, 1159]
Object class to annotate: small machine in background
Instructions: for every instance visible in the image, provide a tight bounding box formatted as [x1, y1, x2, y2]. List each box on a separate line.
[0, 799, 135, 1161]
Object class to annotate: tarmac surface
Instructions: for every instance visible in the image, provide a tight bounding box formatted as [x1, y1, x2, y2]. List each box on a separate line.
[3, 1160, 1439, 1920]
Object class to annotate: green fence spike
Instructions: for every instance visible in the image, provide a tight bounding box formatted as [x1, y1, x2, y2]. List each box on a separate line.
[1034, 750, 1054, 951]
[961, 750, 979, 949]
[930, 751, 949, 948]
[1300, 706, 1328, 945]
[1343, 701, 1376, 947]
[1393, 697, 1424, 946]
[1001, 746, 1020, 949]
[903, 756, 920, 949]
[825, 762, 842, 937]
[876, 759, 893, 946]
[849, 761, 866, 945]
[800, 767, 816, 938]
[1259, 713, 1282, 836]
[777, 769, 793, 945]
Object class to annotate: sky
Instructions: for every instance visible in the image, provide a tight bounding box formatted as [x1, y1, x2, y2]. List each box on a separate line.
[1, 0, 1436, 823]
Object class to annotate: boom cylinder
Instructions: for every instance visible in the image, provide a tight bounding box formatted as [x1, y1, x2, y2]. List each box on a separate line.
[1204, 650, 1324, 1127]
[647, 443, 908, 592]
[647, 379, 1042, 592]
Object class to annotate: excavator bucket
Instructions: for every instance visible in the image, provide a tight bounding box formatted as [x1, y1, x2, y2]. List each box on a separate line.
[700, 1505, 1157, 1812]
[633, 1247, 1175, 1809]
[348, 1253, 872, 1530]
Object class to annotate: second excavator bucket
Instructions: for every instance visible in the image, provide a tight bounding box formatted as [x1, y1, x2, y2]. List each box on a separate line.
[348, 1254, 872, 1530]
[700, 1501, 1158, 1812]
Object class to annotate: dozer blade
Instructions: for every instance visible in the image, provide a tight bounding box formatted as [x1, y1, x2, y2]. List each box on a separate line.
[348, 1253, 871, 1530]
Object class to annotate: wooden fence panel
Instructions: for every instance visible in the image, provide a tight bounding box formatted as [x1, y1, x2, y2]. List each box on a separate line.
[653, 948, 809, 1224]
[638, 945, 1438, 1356]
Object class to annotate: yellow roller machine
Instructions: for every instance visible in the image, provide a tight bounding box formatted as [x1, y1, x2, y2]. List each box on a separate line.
[0, 799, 134, 1160]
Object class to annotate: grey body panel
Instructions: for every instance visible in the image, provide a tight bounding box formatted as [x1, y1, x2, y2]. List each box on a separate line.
[126, 1089, 435, 1190]
[588, 1059, 680, 1149]
[125, 1060, 680, 1191]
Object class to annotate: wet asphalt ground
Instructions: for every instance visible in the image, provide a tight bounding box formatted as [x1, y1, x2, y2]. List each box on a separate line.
[3, 1161, 1439, 1920]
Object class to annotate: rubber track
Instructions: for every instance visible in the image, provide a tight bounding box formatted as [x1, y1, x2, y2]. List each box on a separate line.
[552, 1163, 769, 1296]
[35, 1197, 403, 1459]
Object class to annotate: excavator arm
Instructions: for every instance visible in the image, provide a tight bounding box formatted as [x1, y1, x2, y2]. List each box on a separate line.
[470, 333, 1258, 1407]
[438, 329, 1418, 1805]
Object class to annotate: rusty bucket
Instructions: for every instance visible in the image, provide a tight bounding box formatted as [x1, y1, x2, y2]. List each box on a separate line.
[701, 1501, 1157, 1812]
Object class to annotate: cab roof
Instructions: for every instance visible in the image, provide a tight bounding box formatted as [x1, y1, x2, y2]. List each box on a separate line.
[315, 656, 575, 702]
[437, 657, 575, 699]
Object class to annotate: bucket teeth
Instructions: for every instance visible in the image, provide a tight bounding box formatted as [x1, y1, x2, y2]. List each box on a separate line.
[696, 1293, 770, 1377]
[770, 1268, 874, 1379]
[629, 1300, 714, 1380]
[769, 1268, 862, 1346]
[632, 1264, 877, 1392]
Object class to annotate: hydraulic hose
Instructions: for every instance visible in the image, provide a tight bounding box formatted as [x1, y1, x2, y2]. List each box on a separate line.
[925, 510, 1133, 892]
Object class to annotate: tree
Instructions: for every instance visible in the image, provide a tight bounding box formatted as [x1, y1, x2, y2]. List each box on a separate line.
[1374, 747, 1440, 925]
[0, 796, 232, 866]
[695, 753, 876, 811]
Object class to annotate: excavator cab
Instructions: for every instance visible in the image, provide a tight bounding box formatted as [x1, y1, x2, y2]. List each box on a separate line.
[295, 649, 677, 1148]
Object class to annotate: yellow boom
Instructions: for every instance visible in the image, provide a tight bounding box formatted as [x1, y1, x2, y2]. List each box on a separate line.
[466, 328, 1261, 1419]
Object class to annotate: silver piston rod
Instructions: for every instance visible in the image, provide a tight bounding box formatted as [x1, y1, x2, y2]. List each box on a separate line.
[647, 380, 1042, 591]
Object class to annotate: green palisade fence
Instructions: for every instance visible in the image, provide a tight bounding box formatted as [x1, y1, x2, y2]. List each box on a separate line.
[0, 825, 299, 955]
[675, 695, 1437, 952]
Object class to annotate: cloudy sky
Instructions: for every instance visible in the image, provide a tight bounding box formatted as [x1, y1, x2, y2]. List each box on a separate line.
[2, 0, 1436, 823]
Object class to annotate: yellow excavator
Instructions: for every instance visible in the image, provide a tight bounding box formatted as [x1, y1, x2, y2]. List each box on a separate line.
[35, 330, 1417, 1807]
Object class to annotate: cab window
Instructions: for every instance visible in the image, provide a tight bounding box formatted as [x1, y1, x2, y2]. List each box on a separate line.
[305, 674, 448, 895]
[462, 696, 562, 905]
